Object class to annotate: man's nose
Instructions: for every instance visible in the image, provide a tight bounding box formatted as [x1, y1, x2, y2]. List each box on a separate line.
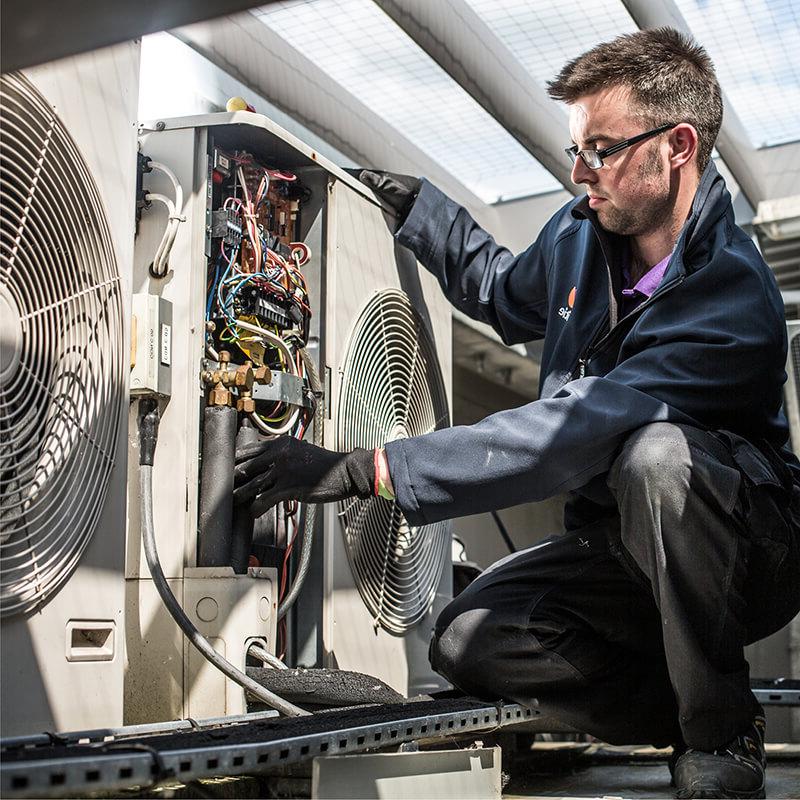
[570, 155, 596, 186]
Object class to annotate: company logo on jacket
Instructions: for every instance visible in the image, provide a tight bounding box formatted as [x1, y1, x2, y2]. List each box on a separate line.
[559, 286, 577, 321]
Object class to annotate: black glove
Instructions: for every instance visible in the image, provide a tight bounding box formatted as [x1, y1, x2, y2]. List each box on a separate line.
[233, 436, 374, 516]
[344, 169, 421, 220]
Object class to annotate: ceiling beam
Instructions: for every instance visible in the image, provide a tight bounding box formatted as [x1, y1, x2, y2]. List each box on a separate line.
[373, 0, 579, 197]
[173, 15, 489, 216]
[0, 0, 277, 73]
[620, 0, 767, 209]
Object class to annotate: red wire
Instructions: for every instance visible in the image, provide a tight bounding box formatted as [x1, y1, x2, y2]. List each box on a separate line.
[279, 509, 300, 603]
[277, 511, 300, 661]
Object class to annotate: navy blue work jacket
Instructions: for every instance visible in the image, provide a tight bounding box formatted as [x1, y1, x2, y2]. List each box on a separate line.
[384, 163, 798, 527]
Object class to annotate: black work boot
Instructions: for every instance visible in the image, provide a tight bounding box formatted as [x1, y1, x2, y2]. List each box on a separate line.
[668, 742, 687, 786]
[673, 717, 766, 799]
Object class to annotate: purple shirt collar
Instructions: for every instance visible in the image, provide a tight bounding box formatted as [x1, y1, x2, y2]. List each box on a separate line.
[622, 252, 671, 300]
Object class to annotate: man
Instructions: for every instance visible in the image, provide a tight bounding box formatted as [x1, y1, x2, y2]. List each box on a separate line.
[235, 28, 800, 799]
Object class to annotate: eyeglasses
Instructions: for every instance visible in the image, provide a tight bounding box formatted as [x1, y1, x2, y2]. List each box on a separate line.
[565, 123, 676, 170]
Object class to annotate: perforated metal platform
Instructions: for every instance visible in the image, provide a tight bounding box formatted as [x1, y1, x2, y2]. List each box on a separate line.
[0, 698, 537, 798]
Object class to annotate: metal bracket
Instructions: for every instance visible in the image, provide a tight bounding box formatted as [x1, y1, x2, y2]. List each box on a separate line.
[252, 371, 310, 408]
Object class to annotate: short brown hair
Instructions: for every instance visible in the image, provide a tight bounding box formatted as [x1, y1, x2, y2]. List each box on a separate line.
[547, 27, 722, 172]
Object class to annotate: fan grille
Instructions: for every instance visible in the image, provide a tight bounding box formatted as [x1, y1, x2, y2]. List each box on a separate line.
[337, 289, 450, 634]
[0, 72, 124, 616]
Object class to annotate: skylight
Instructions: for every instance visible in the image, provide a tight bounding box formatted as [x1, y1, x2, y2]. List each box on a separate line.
[138, 33, 354, 165]
[464, 0, 638, 90]
[673, 0, 800, 148]
[251, 0, 562, 203]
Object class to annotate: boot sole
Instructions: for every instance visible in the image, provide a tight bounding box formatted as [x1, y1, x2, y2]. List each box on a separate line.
[676, 777, 766, 799]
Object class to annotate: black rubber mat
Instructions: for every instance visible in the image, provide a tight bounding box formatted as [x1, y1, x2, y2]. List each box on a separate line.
[245, 667, 404, 708]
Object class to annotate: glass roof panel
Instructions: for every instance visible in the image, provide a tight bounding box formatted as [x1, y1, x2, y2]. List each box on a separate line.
[138, 33, 353, 165]
[251, 0, 561, 203]
[673, 0, 800, 148]
[464, 0, 638, 90]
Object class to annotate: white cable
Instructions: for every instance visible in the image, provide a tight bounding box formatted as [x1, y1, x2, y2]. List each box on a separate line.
[144, 192, 174, 267]
[248, 643, 288, 670]
[233, 320, 303, 434]
[249, 407, 301, 436]
[148, 160, 183, 214]
[144, 192, 183, 277]
[145, 161, 185, 277]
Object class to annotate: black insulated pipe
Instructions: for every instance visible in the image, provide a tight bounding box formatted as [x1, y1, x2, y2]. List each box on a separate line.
[230, 419, 259, 573]
[136, 399, 307, 717]
[198, 405, 237, 567]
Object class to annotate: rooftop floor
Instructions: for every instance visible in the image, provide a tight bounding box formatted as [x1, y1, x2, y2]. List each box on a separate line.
[504, 743, 800, 800]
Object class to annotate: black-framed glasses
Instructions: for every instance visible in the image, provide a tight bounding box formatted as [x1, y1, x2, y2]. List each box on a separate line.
[565, 123, 676, 169]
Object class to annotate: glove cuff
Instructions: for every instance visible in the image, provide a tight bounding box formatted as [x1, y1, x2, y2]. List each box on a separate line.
[398, 186, 421, 224]
[345, 447, 376, 499]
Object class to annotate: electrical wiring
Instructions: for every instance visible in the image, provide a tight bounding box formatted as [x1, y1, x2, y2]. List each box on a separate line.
[146, 160, 185, 278]
[202, 153, 319, 663]
[144, 193, 181, 277]
[148, 160, 183, 210]
[233, 318, 299, 371]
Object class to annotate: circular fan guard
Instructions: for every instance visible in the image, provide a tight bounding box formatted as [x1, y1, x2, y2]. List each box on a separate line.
[337, 289, 450, 634]
[0, 72, 124, 616]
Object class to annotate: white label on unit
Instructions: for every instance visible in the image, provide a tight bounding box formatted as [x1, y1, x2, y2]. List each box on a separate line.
[160, 323, 172, 366]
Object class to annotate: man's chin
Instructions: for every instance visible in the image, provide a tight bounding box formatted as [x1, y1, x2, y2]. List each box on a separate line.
[594, 205, 619, 232]
[596, 205, 635, 236]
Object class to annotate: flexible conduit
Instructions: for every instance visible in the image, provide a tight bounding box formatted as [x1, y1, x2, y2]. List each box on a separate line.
[137, 399, 308, 717]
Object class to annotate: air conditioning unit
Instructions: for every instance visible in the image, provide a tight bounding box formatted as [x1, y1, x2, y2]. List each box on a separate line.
[0, 44, 139, 737]
[2, 79, 452, 736]
[129, 111, 453, 721]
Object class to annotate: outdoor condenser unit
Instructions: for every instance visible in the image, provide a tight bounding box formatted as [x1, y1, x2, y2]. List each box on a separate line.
[129, 111, 453, 721]
[0, 44, 139, 737]
[1, 61, 453, 736]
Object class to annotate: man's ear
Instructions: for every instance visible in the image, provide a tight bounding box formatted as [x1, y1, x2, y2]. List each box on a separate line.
[669, 123, 698, 170]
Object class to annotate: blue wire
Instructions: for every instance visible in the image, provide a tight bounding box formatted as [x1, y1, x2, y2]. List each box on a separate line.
[206, 256, 222, 319]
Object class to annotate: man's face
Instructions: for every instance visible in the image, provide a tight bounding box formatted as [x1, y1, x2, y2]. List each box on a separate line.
[568, 86, 673, 237]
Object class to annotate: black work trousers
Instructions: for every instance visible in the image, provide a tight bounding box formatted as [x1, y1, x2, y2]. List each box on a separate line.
[430, 423, 800, 750]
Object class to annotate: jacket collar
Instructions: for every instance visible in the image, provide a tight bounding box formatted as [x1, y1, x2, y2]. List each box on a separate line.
[569, 160, 733, 276]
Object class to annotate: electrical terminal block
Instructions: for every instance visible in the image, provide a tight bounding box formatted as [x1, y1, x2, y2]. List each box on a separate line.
[211, 208, 243, 246]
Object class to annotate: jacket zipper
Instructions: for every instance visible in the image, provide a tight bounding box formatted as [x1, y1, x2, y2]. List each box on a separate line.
[574, 275, 685, 379]
[576, 312, 610, 378]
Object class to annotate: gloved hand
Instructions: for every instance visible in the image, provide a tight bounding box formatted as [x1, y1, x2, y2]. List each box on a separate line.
[344, 169, 421, 219]
[233, 436, 375, 516]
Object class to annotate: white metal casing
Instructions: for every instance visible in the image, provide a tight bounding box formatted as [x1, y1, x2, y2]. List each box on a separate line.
[0, 42, 139, 737]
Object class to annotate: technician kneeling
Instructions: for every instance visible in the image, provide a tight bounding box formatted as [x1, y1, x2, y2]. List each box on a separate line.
[235, 27, 800, 800]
